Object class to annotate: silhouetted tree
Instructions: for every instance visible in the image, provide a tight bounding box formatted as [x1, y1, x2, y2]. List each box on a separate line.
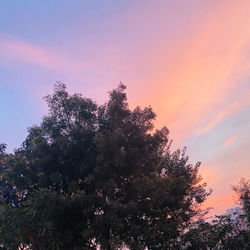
[0, 83, 210, 249]
[233, 179, 250, 226]
[182, 179, 250, 250]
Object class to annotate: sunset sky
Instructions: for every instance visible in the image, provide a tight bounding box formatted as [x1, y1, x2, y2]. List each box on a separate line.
[1, 0, 250, 214]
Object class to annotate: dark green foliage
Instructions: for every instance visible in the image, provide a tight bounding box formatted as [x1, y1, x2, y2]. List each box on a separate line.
[0, 83, 210, 249]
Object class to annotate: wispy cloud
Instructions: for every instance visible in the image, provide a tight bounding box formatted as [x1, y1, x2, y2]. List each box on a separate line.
[224, 132, 244, 147]
[140, 0, 250, 144]
[0, 38, 88, 72]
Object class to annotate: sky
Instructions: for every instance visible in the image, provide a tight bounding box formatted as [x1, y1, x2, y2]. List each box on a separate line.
[1, 0, 250, 215]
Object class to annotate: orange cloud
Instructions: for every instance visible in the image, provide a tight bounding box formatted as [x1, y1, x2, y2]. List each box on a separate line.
[199, 140, 250, 215]
[132, 0, 250, 144]
[199, 166, 218, 185]
[203, 193, 236, 215]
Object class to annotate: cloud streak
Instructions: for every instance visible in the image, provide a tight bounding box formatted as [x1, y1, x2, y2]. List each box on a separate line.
[137, 0, 250, 145]
[0, 38, 89, 73]
[224, 132, 243, 147]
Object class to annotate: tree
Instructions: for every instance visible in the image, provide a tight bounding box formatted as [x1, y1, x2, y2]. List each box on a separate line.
[182, 215, 250, 250]
[0, 83, 210, 249]
[182, 180, 250, 250]
[233, 179, 250, 226]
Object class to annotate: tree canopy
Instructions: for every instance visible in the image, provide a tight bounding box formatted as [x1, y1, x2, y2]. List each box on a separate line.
[0, 83, 211, 249]
[233, 179, 250, 226]
[183, 179, 250, 250]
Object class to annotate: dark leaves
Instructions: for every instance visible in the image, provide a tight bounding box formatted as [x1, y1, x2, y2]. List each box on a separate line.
[0, 83, 210, 249]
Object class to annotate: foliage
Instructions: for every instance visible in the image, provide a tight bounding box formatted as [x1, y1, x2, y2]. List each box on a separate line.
[182, 215, 250, 250]
[182, 179, 250, 250]
[233, 179, 250, 226]
[0, 83, 210, 249]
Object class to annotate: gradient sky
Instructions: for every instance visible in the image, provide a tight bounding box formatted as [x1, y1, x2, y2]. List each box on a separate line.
[1, 0, 250, 215]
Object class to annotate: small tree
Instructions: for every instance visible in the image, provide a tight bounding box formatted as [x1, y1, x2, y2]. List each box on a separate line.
[233, 179, 250, 226]
[182, 180, 250, 250]
[0, 83, 210, 249]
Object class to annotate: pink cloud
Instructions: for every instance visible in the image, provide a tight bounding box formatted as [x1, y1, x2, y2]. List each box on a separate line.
[224, 132, 244, 147]
[203, 193, 236, 215]
[2, 1, 250, 147]
[129, 0, 250, 144]
[0, 38, 89, 72]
